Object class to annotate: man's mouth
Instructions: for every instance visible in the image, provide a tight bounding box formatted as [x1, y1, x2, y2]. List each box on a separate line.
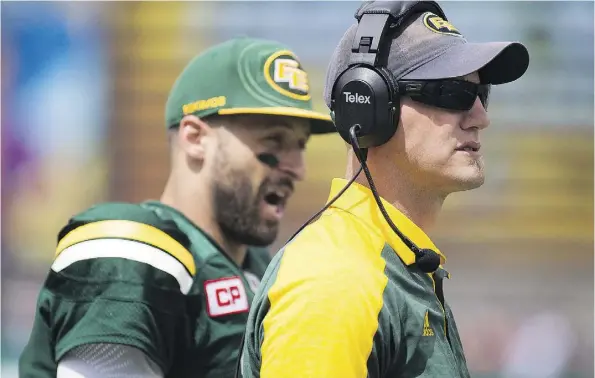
[263, 188, 291, 208]
[261, 178, 295, 220]
[455, 141, 481, 152]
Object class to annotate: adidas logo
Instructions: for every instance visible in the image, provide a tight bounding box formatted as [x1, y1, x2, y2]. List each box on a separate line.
[423, 310, 435, 337]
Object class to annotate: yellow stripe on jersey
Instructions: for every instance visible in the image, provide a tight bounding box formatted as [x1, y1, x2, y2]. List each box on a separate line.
[52, 238, 195, 294]
[260, 210, 388, 378]
[56, 220, 196, 276]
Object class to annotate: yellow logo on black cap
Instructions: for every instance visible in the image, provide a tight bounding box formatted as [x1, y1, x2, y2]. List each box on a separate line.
[264, 50, 310, 101]
[423, 12, 462, 37]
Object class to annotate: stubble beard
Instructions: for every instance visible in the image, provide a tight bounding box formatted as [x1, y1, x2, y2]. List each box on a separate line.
[211, 159, 279, 248]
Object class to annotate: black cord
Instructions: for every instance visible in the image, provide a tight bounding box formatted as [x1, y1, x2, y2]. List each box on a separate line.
[348, 126, 422, 255]
[283, 151, 363, 245]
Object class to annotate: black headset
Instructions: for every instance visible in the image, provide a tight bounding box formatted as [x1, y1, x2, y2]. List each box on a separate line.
[327, 0, 448, 273]
[331, 1, 447, 148]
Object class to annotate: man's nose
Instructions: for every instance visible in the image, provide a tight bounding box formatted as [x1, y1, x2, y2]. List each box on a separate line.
[462, 97, 490, 130]
[275, 149, 306, 181]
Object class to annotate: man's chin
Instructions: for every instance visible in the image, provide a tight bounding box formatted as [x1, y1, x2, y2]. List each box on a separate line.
[240, 224, 279, 247]
[449, 174, 485, 193]
[245, 233, 278, 247]
[433, 169, 485, 195]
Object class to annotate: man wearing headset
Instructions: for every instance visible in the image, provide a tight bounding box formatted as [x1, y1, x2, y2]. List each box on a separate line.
[19, 36, 335, 378]
[239, 2, 529, 377]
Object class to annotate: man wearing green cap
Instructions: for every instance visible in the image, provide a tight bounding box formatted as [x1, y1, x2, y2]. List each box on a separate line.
[19, 36, 334, 378]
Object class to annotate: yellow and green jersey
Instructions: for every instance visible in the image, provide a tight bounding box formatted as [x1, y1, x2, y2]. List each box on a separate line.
[19, 201, 271, 378]
[241, 179, 470, 378]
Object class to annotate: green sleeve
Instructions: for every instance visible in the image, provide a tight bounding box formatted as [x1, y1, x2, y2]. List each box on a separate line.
[23, 202, 198, 374]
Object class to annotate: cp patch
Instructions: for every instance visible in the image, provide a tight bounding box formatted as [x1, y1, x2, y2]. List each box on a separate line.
[204, 276, 249, 317]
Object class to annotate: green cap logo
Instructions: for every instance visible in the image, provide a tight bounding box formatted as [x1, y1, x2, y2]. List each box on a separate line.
[263, 50, 311, 101]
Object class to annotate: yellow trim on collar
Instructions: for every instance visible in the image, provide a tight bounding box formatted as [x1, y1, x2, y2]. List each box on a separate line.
[325, 178, 446, 266]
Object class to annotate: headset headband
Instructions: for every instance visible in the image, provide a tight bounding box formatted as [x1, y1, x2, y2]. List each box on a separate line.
[349, 1, 447, 68]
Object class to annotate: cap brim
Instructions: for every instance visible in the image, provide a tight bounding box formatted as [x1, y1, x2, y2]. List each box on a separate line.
[402, 41, 530, 85]
[218, 107, 336, 134]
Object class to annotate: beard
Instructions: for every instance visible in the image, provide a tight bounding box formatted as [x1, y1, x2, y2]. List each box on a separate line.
[212, 163, 281, 247]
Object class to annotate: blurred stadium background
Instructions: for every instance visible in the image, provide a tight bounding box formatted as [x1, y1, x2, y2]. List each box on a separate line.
[1, 1, 593, 377]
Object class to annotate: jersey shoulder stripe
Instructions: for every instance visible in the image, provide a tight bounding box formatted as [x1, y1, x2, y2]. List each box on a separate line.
[55, 219, 196, 277]
[52, 238, 194, 294]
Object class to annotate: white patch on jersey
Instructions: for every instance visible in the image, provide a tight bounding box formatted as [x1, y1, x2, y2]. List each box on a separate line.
[51, 239, 194, 294]
[204, 276, 249, 317]
[243, 271, 261, 293]
[57, 343, 163, 378]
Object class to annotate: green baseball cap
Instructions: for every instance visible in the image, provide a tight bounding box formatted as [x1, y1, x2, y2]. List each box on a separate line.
[165, 36, 336, 134]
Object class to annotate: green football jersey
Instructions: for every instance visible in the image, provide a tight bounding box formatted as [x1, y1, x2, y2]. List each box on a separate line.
[241, 179, 470, 378]
[19, 201, 271, 378]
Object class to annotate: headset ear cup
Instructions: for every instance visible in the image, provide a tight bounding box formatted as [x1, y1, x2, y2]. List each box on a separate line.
[379, 67, 398, 96]
[332, 65, 397, 148]
[329, 109, 342, 135]
[376, 69, 397, 146]
[330, 68, 348, 141]
[378, 66, 399, 136]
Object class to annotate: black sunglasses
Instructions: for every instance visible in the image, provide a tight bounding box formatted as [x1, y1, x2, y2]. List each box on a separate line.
[397, 79, 491, 111]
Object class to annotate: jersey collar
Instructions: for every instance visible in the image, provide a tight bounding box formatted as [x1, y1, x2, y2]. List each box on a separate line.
[325, 178, 446, 266]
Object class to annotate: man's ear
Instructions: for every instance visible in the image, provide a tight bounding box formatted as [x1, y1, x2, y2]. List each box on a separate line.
[177, 115, 213, 160]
